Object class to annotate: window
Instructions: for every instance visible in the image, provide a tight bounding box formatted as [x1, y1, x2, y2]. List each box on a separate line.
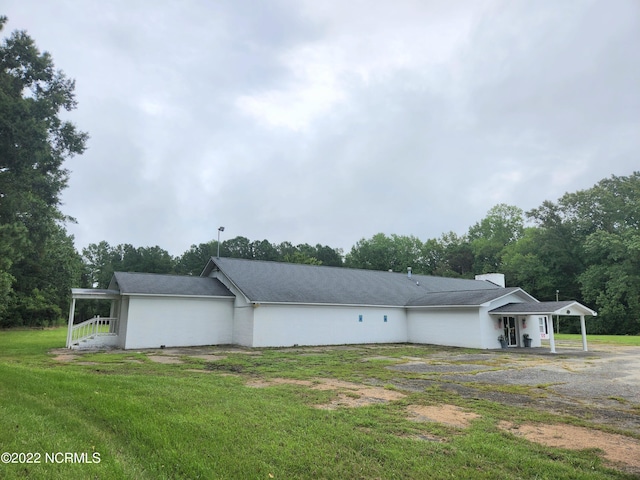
[539, 316, 548, 339]
[384, 315, 388, 323]
[359, 315, 363, 322]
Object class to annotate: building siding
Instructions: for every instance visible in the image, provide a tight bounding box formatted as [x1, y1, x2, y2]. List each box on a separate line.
[407, 308, 481, 348]
[122, 296, 234, 349]
[251, 304, 407, 347]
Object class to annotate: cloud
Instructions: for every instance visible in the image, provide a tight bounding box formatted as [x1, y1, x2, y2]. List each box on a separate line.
[3, 0, 639, 256]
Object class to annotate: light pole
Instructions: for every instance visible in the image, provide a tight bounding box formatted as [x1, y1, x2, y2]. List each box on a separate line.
[555, 290, 560, 333]
[217, 226, 225, 258]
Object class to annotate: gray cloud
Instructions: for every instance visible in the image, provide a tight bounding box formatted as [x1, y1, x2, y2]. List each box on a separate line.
[4, 0, 639, 256]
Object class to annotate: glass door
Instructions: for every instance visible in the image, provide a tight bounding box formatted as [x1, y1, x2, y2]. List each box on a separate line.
[503, 316, 518, 347]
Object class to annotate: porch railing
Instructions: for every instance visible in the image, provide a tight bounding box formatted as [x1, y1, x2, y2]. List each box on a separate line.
[70, 316, 119, 345]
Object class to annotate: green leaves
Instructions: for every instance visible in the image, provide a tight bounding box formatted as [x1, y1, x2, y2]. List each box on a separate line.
[0, 18, 87, 327]
[579, 229, 640, 334]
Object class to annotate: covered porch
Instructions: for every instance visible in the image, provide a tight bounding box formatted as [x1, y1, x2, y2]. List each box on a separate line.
[489, 301, 597, 354]
[66, 288, 121, 349]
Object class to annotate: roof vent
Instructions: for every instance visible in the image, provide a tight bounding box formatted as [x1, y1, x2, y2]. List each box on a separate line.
[407, 267, 412, 279]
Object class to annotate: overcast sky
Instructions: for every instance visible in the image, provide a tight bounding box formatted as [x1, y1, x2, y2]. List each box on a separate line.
[3, 0, 639, 256]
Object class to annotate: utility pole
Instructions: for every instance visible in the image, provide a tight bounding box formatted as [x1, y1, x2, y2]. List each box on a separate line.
[555, 290, 560, 333]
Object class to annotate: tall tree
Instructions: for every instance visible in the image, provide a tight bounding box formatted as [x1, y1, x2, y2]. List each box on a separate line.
[0, 17, 88, 326]
[580, 229, 640, 334]
[468, 204, 524, 274]
[174, 240, 219, 276]
[82, 243, 175, 289]
[345, 233, 424, 273]
[312, 244, 343, 267]
[500, 227, 554, 298]
[526, 200, 585, 302]
[434, 231, 474, 277]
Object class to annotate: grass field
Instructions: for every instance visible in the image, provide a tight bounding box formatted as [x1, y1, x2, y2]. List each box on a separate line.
[0, 328, 637, 479]
[554, 333, 640, 346]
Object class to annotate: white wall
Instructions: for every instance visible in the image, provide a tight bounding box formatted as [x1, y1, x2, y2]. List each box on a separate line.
[480, 291, 542, 349]
[232, 305, 255, 347]
[122, 296, 234, 349]
[407, 308, 482, 348]
[116, 297, 129, 349]
[251, 304, 407, 347]
[210, 273, 256, 346]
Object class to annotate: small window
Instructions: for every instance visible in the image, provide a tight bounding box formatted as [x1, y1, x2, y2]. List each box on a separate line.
[359, 315, 363, 322]
[384, 315, 388, 323]
[539, 316, 548, 339]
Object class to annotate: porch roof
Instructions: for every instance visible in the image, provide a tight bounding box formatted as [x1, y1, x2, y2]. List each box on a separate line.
[489, 301, 597, 317]
[71, 288, 121, 300]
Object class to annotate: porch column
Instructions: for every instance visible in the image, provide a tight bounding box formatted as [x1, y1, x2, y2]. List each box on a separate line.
[579, 315, 588, 352]
[66, 297, 76, 348]
[548, 314, 557, 354]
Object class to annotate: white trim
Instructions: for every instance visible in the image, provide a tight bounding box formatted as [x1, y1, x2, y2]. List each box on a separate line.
[406, 305, 482, 309]
[251, 301, 408, 309]
[488, 302, 597, 317]
[121, 293, 235, 300]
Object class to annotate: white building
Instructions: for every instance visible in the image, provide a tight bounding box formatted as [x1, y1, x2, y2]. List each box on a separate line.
[67, 257, 596, 353]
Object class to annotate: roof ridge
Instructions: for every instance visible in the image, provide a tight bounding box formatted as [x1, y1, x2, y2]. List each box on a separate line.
[213, 257, 494, 282]
[115, 271, 206, 279]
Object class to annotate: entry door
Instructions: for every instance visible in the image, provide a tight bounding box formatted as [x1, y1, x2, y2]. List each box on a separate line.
[503, 316, 518, 347]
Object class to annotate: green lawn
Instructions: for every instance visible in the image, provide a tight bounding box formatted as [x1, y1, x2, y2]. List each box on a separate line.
[555, 333, 640, 346]
[0, 328, 636, 479]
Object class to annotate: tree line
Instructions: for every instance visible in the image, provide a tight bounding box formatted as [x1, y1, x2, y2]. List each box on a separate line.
[1, 18, 638, 335]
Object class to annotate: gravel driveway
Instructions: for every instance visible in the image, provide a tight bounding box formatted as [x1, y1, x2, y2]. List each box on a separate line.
[388, 340, 640, 435]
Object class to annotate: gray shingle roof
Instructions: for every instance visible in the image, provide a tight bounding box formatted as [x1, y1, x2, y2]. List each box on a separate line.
[489, 301, 585, 314]
[208, 257, 503, 306]
[406, 287, 523, 306]
[111, 272, 233, 297]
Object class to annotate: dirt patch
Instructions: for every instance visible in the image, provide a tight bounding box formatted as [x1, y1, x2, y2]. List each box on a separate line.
[189, 354, 227, 362]
[500, 421, 640, 473]
[53, 353, 77, 362]
[147, 355, 184, 364]
[361, 356, 399, 362]
[205, 362, 244, 373]
[407, 404, 481, 428]
[246, 377, 405, 409]
[220, 349, 262, 355]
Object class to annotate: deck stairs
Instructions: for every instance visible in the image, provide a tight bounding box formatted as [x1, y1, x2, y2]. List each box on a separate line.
[68, 316, 119, 349]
